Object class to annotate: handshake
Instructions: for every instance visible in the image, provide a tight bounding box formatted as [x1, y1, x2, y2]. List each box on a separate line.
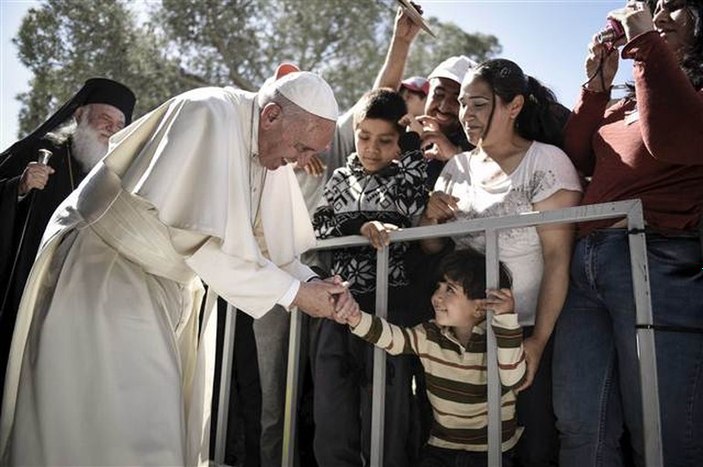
[293, 275, 361, 325]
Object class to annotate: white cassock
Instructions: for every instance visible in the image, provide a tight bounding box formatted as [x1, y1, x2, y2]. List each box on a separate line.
[0, 87, 317, 466]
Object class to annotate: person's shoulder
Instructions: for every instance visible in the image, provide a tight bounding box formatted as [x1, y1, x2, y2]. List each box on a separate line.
[172, 86, 241, 110]
[168, 86, 245, 121]
[442, 149, 473, 173]
[528, 141, 572, 165]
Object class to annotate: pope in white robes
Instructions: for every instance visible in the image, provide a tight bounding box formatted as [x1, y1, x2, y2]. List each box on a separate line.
[0, 70, 347, 466]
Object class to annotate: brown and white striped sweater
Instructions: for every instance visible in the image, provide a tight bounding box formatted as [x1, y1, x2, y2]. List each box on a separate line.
[351, 311, 526, 452]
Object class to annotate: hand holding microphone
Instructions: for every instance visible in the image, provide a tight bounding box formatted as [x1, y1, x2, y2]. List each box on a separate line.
[18, 149, 54, 196]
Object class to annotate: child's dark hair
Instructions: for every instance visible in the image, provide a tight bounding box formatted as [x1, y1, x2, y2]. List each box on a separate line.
[354, 88, 407, 134]
[470, 58, 567, 148]
[436, 249, 512, 300]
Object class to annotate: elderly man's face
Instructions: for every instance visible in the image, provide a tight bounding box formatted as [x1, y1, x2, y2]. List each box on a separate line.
[258, 104, 335, 170]
[74, 103, 126, 145]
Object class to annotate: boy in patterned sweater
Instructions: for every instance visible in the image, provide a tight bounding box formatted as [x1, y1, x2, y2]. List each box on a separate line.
[336, 249, 527, 467]
[311, 88, 428, 466]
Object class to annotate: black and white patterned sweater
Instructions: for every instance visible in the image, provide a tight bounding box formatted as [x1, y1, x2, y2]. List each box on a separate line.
[313, 150, 428, 295]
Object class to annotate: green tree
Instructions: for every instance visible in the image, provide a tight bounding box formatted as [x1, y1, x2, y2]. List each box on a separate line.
[14, 0, 192, 135]
[14, 0, 502, 136]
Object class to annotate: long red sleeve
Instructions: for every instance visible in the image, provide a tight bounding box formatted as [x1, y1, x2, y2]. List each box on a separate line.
[564, 32, 703, 234]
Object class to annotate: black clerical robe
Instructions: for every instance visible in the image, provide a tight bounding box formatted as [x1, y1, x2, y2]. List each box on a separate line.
[0, 136, 85, 391]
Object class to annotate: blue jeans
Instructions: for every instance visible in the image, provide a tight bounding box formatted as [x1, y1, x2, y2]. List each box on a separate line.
[553, 229, 703, 467]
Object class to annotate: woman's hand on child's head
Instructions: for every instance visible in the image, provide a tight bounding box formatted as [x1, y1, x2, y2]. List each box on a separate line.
[360, 221, 398, 249]
[477, 288, 515, 315]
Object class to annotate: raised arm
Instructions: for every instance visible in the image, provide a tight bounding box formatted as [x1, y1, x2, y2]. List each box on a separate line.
[373, 4, 423, 90]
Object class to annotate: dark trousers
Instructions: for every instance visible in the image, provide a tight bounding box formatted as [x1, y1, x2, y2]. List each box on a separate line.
[420, 445, 515, 467]
[210, 300, 261, 467]
[515, 326, 559, 467]
[313, 291, 419, 467]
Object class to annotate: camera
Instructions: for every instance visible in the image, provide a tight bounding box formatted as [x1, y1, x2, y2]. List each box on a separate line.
[596, 18, 625, 46]
[595, 2, 645, 49]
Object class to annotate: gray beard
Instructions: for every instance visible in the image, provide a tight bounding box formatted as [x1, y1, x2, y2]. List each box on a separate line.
[71, 120, 108, 173]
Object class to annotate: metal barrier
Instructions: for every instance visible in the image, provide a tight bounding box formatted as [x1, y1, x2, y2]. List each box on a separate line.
[214, 199, 663, 467]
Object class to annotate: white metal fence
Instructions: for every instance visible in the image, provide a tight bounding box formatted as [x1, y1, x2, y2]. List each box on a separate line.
[213, 199, 663, 467]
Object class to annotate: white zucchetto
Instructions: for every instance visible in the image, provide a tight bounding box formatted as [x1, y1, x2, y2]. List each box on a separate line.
[263, 71, 339, 121]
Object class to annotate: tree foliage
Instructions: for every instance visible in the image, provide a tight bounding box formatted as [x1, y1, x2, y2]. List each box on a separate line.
[14, 0, 502, 136]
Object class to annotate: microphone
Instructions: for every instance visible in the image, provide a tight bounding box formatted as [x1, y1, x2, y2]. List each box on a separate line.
[37, 149, 53, 165]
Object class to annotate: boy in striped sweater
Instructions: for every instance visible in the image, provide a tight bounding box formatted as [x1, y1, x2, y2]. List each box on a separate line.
[336, 249, 527, 466]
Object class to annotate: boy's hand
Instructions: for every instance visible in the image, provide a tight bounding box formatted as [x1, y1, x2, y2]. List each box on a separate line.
[330, 279, 361, 326]
[360, 221, 398, 249]
[477, 288, 515, 315]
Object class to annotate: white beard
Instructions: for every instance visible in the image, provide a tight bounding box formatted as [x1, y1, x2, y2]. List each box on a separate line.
[71, 119, 108, 173]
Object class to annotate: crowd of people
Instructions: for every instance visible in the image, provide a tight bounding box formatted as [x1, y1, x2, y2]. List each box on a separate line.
[0, 0, 701, 466]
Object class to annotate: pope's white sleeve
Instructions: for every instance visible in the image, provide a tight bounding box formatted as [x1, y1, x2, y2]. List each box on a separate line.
[185, 236, 298, 319]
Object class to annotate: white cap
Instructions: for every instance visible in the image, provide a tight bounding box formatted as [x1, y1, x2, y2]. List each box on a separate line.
[268, 71, 339, 121]
[427, 56, 477, 85]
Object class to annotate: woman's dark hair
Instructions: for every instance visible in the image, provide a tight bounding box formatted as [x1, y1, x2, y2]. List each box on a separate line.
[354, 88, 407, 134]
[677, 0, 703, 89]
[627, 1, 703, 95]
[469, 58, 567, 148]
[436, 249, 512, 300]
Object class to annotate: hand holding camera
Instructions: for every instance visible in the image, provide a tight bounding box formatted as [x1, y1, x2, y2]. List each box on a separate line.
[596, 1, 652, 49]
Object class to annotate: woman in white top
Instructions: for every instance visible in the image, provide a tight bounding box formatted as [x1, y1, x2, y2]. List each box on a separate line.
[419, 58, 582, 466]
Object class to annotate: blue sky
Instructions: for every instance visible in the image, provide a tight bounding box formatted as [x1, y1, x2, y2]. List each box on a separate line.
[1, 0, 631, 150]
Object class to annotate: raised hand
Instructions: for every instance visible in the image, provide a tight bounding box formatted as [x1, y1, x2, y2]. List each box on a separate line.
[393, 2, 424, 43]
[295, 153, 326, 177]
[477, 288, 515, 316]
[584, 37, 620, 93]
[416, 115, 461, 161]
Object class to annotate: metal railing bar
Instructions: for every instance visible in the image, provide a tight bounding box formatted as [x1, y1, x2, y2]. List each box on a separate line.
[282, 308, 304, 466]
[225, 198, 662, 467]
[214, 304, 237, 464]
[313, 200, 637, 250]
[369, 246, 390, 467]
[485, 229, 502, 467]
[626, 203, 663, 467]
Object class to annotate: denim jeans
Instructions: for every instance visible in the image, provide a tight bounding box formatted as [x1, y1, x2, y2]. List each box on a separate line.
[553, 229, 703, 467]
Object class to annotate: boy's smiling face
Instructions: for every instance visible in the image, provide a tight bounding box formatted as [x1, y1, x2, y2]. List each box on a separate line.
[354, 118, 401, 174]
[431, 276, 482, 328]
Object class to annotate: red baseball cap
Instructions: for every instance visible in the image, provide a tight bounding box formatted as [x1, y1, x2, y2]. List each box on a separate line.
[400, 76, 430, 96]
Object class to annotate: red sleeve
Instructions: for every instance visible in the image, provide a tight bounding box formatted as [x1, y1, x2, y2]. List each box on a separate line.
[623, 31, 703, 165]
[563, 89, 611, 176]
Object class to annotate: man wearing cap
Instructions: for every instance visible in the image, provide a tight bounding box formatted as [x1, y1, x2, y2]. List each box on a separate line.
[0, 78, 135, 401]
[0, 69, 350, 466]
[399, 76, 429, 118]
[375, 7, 476, 188]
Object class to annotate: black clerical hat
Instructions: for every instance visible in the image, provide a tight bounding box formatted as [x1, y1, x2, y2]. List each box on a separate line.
[0, 77, 136, 166]
[80, 78, 136, 124]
